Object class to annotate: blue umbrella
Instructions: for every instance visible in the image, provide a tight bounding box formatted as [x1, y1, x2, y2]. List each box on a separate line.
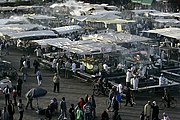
[26, 88, 47, 98]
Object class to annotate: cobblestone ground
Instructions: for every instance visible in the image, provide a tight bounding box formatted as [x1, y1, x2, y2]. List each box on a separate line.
[0, 48, 180, 120]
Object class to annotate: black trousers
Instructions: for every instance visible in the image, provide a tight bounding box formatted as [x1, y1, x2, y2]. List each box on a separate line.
[9, 114, 14, 120]
[17, 86, 22, 97]
[26, 99, 33, 109]
[112, 110, 118, 120]
[53, 83, 59, 92]
[5, 94, 10, 105]
[125, 98, 133, 106]
[13, 96, 17, 106]
[19, 111, 23, 120]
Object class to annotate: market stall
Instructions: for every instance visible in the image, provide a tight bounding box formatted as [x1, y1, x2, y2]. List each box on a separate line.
[52, 25, 84, 40]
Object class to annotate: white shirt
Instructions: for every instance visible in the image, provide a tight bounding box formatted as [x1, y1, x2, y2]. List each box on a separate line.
[34, 48, 42, 57]
[23, 61, 27, 68]
[80, 64, 85, 72]
[126, 71, 131, 82]
[103, 64, 108, 72]
[132, 78, 139, 90]
[117, 84, 123, 93]
[72, 63, 76, 73]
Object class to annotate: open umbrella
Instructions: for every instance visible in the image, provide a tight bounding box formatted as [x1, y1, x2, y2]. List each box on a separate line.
[26, 88, 47, 108]
[26, 87, 47, 98]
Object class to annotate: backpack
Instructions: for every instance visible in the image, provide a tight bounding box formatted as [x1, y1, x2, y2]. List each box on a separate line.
[84, 102, 92, 113]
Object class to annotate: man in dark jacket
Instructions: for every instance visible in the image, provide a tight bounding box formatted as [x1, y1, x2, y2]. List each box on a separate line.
[152, 101, 159, 120]
[124, 87, 133, 107]
[45, 105, 52, 120]
[33, 59, 40, 74]
[3, 85, 10, 105]
[112, 96, 119, 120]
[17, 76, 23, 97]
[7, 100, 15, 120]
[58, 97, 67, 119]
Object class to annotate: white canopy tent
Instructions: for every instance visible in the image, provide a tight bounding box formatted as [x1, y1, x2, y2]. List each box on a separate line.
[0, 18, 30, 25]
[149, 12, 173, 18]
[154, 19, 180, 24]
[0, 24, 46, 32]
[143, 27, 180, 39]
[6, 30, 58, 40]
[82, 32, 152, 44]
[28, 15, 56, 20]
[32, 38, 72, 46]
[52, 25, 83, 34]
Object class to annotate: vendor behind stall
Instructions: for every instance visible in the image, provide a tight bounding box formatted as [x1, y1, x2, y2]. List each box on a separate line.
[159, 73, 168, 86]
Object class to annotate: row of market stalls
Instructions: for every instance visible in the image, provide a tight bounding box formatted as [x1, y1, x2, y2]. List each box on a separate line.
[27, 31, 155, 77]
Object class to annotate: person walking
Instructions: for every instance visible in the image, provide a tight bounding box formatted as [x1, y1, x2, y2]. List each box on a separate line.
[3, 85, 10, 105]
[76, 105, 84, 120]
[152, 101, 159, 120]
[12, 87, 17, 106]
[53, 73, 60, 93]
[126, 69, 132, 87]
[69, 104, 75, 120]
[78, 98, 85, 109]
[1, 107, 9, 120]
[106, 87, 116, 111]
[26, 54, 31, 69]
[33, 59, 40, 74]
[83, 97, 92, 120]
[112, 97, 119, 120]
[144, 101, 151, 120]
[64, 60, 71, 79]
[58, 97, 67, 120]
[34, 47, 42, 58]
[16, 77, 23, 97]
[17, 99, 24, 120]
[45, 105, 52, 120]
[19, 55, 25, 71]
[21, 66, 27, 82]
[163, 88, 171, 108]
[25, 94, 34, 110]
[52, 57, 57, 72]
[91, 95, 96, 120]
[7, 100, 15, 120]
[124, 87, 133, 107]
[36, 69, 42, 86]
[71, 61, 76, 75]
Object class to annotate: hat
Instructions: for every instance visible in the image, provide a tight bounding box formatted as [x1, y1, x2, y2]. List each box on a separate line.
[161, 73, 163, 76]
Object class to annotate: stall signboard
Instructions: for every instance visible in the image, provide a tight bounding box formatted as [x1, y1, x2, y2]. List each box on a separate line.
[116, 24, 122, 32]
